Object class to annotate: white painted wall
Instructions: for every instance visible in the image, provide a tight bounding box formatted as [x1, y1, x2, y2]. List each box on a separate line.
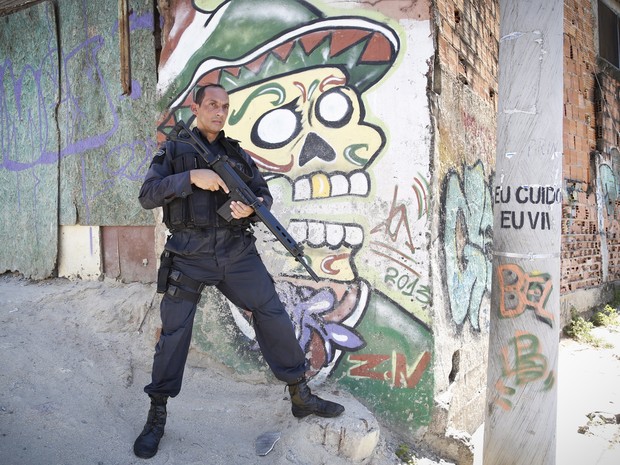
[58, 225, 102, 280]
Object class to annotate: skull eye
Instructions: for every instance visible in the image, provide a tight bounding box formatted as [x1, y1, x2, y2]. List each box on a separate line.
[251, 100, 302, 149]
[315, 88, 353, 129]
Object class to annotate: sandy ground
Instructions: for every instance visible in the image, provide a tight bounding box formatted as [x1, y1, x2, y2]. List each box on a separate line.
[0, 275, 423, 465]
[471, 316, 620, 465]
[1, 274, 619, 465]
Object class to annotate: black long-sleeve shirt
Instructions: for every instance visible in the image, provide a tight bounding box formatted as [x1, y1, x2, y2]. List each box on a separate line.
[139, 128, 272, 230]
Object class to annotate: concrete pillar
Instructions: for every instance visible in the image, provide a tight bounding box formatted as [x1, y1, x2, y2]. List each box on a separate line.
[483, 1, 563, 464]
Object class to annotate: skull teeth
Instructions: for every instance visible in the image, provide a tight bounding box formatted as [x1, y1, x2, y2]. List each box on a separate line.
[293, 171, 369, 200]
[288, 221, 363, 248]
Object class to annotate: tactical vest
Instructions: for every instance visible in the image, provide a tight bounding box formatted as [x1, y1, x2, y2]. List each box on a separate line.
[162, 133, 253, 231]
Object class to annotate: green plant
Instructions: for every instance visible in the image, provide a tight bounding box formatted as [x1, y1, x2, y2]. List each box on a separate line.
[591, 304, 620, 327]
[395, 444, 417, 464]
[564, 312, 594, 341]
[564, 308, 613, 348]
[610, 288, 620, 308]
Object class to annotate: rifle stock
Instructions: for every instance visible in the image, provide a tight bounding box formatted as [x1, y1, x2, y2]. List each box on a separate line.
[164, 121, 319, 282]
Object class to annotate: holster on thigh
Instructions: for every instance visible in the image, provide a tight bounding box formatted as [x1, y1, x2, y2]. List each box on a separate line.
[166, 269, 205, 304]
[156, 250, 174, 294]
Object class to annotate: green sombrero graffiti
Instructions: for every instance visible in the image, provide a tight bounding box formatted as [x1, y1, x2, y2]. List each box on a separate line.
[158, 0, 400, 126]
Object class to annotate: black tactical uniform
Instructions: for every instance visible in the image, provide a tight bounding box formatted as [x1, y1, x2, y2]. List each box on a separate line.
[138, 128, 307, 395]
[134, 125, 344, 460]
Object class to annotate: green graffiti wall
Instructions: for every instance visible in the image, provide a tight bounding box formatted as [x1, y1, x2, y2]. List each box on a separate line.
[0, 2, 59, 277]
[157, 0, 435, 431]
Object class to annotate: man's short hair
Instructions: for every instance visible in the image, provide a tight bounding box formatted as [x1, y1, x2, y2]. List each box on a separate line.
[193, 83, 227, 104]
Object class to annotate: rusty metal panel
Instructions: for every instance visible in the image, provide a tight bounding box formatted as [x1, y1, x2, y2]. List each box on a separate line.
[102, 226, 156, 283]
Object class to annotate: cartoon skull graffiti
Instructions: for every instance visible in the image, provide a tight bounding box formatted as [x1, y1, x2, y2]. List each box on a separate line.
[158, 0, 400, 379]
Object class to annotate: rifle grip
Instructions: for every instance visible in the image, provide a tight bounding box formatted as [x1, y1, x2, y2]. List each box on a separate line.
[217, 199, 235, 222]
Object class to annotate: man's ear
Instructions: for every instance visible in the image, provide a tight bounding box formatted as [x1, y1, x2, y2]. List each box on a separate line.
[190, 102, 198, 115]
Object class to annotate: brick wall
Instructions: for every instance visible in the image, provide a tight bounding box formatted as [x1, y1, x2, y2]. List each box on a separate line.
[564, 0, 597, 183]
[561, 0, 601, 292]
[595, 72, 620, 152]
[434, 0, 499, 102]
[594, 68, 620, 283]
[562, 180, 602, 291]
[563, 0, 620, 293]
[435, 0, 620, 294]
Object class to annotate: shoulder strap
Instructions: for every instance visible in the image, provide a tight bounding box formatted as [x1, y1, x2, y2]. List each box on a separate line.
[221, 138, 253, 182]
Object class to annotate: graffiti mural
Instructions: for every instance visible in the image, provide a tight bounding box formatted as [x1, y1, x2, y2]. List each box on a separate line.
[595, 148, 620, 281]
[441, 161, 493, 331]
[596, 148, 620, 228]
[161, 0, 434, 429]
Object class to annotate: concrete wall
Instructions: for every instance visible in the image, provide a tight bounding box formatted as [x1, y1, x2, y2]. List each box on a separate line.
[562, 0, 620, 312]
[426, 0, 499, 458]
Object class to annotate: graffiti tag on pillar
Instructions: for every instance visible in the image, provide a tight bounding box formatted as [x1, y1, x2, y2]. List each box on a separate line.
[498, 263, 554, 327]
[347, 351, 431, 389]
[494, 331, 555, 411]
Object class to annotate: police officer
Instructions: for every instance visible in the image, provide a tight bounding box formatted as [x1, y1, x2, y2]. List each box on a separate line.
[134, 84, 344, 459]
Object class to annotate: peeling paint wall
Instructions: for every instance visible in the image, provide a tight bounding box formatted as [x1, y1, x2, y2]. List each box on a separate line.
[0, 2, 59, 277]
[0, 0, 159, 279]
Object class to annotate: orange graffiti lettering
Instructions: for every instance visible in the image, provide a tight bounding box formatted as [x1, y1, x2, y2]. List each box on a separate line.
[390, 351, 431, 388]
[348, 354, 390, 381]
[494, 378, 515, 411]
[498, 263, 554, 326]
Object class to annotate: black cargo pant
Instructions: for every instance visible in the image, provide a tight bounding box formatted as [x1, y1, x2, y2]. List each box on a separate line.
[144, 227, 306, 398]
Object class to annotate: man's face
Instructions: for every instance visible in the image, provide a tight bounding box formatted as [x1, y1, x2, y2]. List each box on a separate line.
[191, 86, 230, 139]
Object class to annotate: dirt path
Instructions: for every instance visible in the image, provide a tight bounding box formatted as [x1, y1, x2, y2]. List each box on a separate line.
[2, 274, 619, 465]
[0, 275, 408, 465]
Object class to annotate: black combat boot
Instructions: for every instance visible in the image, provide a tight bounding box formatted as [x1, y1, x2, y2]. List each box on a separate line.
[288, 378, 345, 418]
[133, 394, 168, 459]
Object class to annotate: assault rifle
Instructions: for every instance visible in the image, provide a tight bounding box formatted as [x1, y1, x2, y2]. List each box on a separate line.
[163, 120, 319, 282]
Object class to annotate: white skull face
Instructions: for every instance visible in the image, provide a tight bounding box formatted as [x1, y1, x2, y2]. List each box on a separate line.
[227, 68, 384, 281]
[228, 68, 383, 176]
